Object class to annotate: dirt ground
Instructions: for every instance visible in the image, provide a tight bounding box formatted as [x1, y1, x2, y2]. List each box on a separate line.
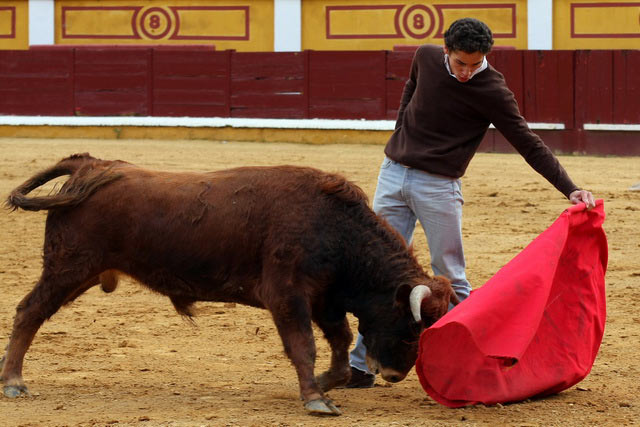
[0, 137, 638, 427]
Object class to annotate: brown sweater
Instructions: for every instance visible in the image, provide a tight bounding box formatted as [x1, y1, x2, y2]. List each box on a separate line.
[385, 44, 578, 198]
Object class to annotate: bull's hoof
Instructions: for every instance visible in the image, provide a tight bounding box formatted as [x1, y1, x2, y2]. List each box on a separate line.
[3, 385, 30, 398]
[304, 398, 342, 416]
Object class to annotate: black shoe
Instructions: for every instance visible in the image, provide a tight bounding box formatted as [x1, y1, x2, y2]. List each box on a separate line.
[338, 367, 375, 389]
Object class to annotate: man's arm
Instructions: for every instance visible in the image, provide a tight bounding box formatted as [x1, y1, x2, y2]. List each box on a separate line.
[488, 82, 595, 208]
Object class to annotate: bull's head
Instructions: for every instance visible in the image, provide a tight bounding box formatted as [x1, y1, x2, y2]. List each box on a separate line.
[362, 276, 457, 383]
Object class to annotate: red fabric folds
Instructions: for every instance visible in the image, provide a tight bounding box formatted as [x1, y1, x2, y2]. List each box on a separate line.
[416, 201, 607, 407]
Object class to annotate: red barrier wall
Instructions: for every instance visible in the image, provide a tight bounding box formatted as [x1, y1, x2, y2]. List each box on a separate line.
[232, 52, 305, 118]
[385, 50, 413, 120]
[0, 48, 74, 115]
[74, 47, 152, 116]
[613, 51, 640, 125]
[309, 50, 387, 120]
[155, 48, 230, 117]
[575, 50, 640, 127]
[0, 47, 638, 154]
[522, 50, 574, 126]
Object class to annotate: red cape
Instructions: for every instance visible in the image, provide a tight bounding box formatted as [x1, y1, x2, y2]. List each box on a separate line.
[416, 201, 607, 407]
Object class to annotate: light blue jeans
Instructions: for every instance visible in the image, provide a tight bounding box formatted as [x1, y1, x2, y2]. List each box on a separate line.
[350, 157, 471, 374]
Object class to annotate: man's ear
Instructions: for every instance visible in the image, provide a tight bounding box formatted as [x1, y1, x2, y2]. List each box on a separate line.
[443, 46, 449, 55]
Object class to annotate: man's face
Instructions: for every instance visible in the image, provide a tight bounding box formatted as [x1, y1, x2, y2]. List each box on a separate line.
[444, 47, 485, 83]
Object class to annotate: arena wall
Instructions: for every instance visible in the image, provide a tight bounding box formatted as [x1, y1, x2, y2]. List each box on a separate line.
[0, 46, 638, 155]
[2, 1, 640, 51]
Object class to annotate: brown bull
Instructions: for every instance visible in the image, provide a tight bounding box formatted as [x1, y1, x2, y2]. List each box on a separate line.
[2, 153, 457, 415]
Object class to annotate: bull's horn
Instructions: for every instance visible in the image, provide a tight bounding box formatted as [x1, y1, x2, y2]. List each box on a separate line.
[409, 285, 431, 322]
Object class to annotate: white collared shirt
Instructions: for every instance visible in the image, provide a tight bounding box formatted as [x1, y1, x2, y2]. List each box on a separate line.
[444, 54, 488, 80]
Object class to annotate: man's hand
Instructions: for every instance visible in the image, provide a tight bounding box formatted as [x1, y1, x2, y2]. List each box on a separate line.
[569, 189, 596, 209]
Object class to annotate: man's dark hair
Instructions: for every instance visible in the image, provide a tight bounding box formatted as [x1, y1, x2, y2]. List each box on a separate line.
[444, 18, 494, 54]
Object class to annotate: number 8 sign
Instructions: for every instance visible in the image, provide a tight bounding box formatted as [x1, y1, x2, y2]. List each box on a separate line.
[402, 5, 435, 39]
[138, 7, 174, 40]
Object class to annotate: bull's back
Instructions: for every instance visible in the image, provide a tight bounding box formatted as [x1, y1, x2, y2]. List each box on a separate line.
[44, 165, 356, 301]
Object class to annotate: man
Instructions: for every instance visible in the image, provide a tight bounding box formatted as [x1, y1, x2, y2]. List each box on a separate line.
[345, 17, 596, 388]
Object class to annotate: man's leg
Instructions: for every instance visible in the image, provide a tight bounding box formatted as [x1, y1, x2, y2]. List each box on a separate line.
[347, 158, 417, 384]
[406, 170, 471, 303]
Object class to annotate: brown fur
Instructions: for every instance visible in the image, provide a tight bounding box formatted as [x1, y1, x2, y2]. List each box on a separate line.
[2, 153, 457, 413]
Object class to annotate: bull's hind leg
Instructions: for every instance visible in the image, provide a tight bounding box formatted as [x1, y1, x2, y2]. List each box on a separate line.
[267, 294, 341, 416]
[313, 316, 353, 392]
[1, 274, 100, 398]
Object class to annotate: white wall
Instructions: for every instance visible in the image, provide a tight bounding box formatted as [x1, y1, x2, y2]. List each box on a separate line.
[29, 0, 55, 45]
[527, 0, 553, 49]
[274, 0, 301, 52]
[26, 0, 554, 50]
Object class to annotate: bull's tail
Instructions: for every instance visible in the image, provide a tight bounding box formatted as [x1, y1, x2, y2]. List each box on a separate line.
[6, 153, 122, 212]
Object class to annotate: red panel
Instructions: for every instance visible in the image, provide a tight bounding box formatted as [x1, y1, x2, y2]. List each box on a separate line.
[231, 107, 306, 119]
[385, 51, 413, 77]
[487, 50, 524, 113]
[74, 47, 150, 64]
[613, 50, 640, 124]
[385, 80, 404, 119]
[574, 50, 613, 127]
[154, 50, 230, 76]
[0, 46, 636, 142]
[232, 79, 304, 93]
[74, 91, 148, 116]
[231, 94, 305, 109]
[155, 89, 227, 104]
[0, 76, 70, 90]
[232, 52, 305, 78]
[154, 62, 229, 76]
[583, 131, 640, 156]
[74, 47, 152, 116]
[0, 53, 73, 74]
[153, 104, 229, 117]
[392, 45, 419, 52]
[154, 77, 228, 91]
[75, 74, 148, 91]
[309, 99, 384, 120]
[522, 51, 574, 127]
[489, 129, 583, 155]
[385, 50, 413, 119]
[230, 52, 305, 118]
[75, 62, 148, 74]
[153, 49, 231, 117]
[309, 51, 386, 119]
[0, 49, 74, 115]
[0, 91, 73, 115]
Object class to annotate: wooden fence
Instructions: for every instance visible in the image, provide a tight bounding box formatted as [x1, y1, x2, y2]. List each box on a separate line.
[0, 46, 638, 154]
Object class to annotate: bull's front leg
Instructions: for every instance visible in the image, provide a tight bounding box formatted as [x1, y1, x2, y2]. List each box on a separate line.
[313, 316, 352, 391]
[269, 296, 341, 416]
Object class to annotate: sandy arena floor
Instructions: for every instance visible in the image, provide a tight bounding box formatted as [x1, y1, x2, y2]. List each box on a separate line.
[0, 137, 638, 426]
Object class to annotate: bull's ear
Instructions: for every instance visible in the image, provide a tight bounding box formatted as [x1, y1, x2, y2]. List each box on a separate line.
[395, 283, 412, 306]
[434, 275, 459, 306]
